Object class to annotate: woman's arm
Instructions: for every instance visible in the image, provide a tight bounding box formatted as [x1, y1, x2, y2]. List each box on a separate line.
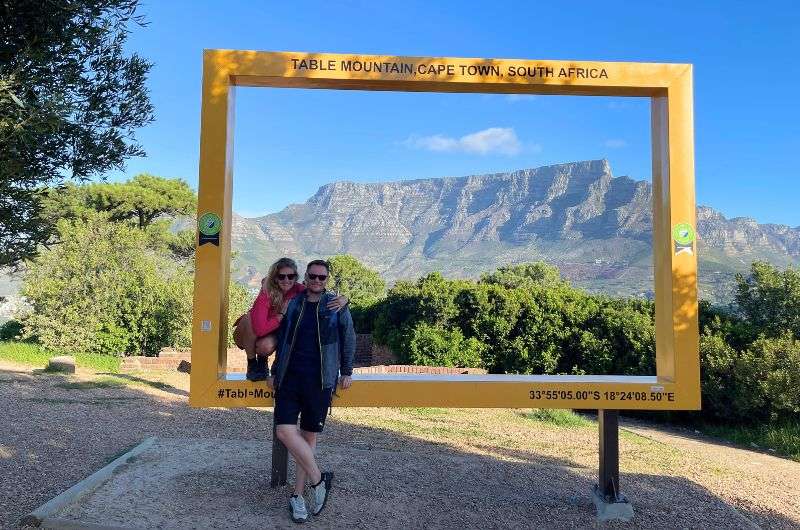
[326, 295, 349, 312]
[249, 290, 283, 337]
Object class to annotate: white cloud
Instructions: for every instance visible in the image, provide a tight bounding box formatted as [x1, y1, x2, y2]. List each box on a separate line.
[604, 139, 628, 148]
[404, 127, 522, 155]
[505, 94, 537, 103]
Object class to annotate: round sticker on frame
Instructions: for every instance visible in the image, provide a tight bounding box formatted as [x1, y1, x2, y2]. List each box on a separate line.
[198, 213, 222, 236]
[672, 222, 695, 245]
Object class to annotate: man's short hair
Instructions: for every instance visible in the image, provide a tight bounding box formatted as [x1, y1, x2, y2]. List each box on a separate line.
[306, 259, 330, 273]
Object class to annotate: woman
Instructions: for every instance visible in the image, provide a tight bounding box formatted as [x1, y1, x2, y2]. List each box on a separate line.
[233, 257, 347, 381]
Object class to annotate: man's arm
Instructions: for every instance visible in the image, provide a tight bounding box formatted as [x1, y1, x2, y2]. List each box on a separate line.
[337, 307, 356, 378]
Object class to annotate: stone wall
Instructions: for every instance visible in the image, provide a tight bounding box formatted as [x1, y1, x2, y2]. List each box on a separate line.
[120, 335, 480, 374]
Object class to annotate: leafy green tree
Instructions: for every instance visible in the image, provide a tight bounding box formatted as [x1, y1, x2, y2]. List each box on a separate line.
[408, 322, 485, 368]
[744, 334, 800, 420]
[327, 254, 385, 308]
[20, 216, 192, 356]
[735, 261, 800, 339]
[575, 299, 656, 375]
[1, 0, 153, 267]
[41, 175, 196, 229]
[41, 175, 197, 259]
[481, 261, 566, 289]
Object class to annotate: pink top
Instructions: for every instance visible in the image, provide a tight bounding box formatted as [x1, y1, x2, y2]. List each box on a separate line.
[249, 283, 305, 337]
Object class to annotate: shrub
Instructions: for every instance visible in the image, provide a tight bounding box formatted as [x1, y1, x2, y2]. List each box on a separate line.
[0, 319, 24, 341]
[21, 216, 194, 356]
[408, 323, 485, 368]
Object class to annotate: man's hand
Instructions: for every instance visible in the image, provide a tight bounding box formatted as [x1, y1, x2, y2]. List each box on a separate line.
[327, 295, 349, 312]
[339, 375, 352, 389]
[266, 376, 273, 390]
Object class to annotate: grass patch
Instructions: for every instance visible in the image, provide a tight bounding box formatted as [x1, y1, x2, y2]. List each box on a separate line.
[0, 341, 51, 367]
[699, 421, 800, 462]
[370, 416, 486, 440]
[523, 409, 594, 428]
[0, 341, 120, 372]
[406, 407, 447, 417]
[619, 429, 653, 445]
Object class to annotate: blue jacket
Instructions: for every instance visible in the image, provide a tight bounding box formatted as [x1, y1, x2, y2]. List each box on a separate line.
[271, 290, 356, 390]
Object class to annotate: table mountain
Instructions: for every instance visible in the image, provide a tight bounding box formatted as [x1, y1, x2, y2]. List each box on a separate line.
[232, 159, 799, 302]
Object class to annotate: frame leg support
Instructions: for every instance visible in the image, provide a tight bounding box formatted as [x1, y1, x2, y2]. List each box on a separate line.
[271, 422, 288, 487]
[593, 409, 634, 522]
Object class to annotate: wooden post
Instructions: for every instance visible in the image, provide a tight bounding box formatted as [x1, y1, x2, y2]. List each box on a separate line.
[271, 422, 288, 487]
[598, 409, 620, 501]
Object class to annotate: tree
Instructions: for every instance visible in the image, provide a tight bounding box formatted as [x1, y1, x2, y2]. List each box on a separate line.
[408, 322, 484, 368]
[0, 1, 154, 268]
[327, 254, 386, 308]
[20, 216, 193, 356]
[480, 262, 566, 289]
[735, 261, 800, 340]
[41, 174, 197, 259]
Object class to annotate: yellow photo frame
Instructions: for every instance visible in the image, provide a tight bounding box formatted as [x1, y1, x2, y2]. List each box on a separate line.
[190, 50, 699, 411]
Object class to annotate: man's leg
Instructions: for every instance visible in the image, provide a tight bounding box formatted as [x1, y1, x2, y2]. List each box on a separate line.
[293, 430, 317, 495]
[276, 425, 322, 486]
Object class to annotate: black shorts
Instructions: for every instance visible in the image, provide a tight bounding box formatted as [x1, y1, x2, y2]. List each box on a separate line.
[274, 373, 333, 433]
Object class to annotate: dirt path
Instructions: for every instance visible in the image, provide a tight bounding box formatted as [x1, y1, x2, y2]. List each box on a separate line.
[1, 360, 798, 529]
[619, 419, 800, 528]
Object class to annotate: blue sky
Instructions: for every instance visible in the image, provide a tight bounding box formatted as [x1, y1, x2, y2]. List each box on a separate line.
[115, 1, 800, 225]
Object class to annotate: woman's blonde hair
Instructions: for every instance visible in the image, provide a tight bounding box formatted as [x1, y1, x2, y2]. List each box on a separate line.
[265, 257, 299, 312]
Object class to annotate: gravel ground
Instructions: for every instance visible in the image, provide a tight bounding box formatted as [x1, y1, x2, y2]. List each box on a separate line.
[1, 360, 798, 529]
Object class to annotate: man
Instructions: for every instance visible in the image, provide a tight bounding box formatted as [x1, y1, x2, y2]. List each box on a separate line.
[267, 259, 355, 523]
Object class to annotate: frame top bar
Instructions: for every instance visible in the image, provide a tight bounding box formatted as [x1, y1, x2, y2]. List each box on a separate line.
[203, 49, 690, 97]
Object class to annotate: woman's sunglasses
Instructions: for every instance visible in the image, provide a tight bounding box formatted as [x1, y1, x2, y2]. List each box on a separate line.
[276, 273, 297, 281]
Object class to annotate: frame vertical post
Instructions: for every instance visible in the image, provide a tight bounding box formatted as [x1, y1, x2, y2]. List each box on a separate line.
[271, 422, 288, 487]
[598, 409, 620, 500]
[593, 409, 633, 521]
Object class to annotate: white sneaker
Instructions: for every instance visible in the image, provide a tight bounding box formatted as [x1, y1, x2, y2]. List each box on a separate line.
[307, 471, 333, 515]
[288, 494, 308, 523]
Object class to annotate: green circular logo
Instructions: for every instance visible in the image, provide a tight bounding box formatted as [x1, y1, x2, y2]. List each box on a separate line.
[672, 222, 695, 245]
[198, 213, 221, 236]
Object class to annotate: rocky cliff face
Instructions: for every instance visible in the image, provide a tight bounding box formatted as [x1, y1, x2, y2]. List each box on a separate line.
[231, 160, 800, 301]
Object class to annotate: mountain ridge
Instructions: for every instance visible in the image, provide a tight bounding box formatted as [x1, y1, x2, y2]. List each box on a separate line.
[230, 160, 800, 302]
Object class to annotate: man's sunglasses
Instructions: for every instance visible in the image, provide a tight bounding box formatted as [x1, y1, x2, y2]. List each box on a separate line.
[307, 273, 328, 281]
[276, 273, 297, 280]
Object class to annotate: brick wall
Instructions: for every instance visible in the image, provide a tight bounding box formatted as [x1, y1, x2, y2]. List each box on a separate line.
[121, 348, 253, 373]
[353, 365, 487, 375]
[120, 335, 480, 375]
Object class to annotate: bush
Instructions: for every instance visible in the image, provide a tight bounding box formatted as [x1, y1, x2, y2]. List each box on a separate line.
[746, 334, 800, 420]
[408, 323, 484, 368]
[364, 260, 800, 429]
[735, 261, 800, 340]
[0, 319, 23, 341]
[21, 216, 194, 356]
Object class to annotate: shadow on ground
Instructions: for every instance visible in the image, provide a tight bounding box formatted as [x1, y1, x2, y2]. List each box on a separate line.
[98, 371, 190, 397]
[0, 367, 795, 529]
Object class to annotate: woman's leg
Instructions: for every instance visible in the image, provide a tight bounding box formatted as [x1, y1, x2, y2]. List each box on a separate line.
[233, 313, 257, 359]
[255, 333, 277, 358]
